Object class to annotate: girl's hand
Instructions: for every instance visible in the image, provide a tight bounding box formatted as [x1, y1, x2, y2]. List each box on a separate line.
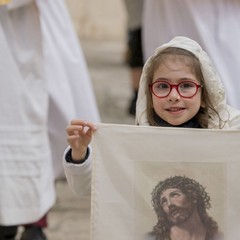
[66, 119, 97, 161]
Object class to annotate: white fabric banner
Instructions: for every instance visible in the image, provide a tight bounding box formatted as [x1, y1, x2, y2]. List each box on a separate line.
[91, 123, 240, 240]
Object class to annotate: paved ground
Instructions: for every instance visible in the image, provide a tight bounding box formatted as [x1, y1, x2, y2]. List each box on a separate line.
[16, 39, 135, 240]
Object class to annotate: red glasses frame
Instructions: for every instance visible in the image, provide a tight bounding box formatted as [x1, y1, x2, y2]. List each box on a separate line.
[149, 80, 202, 98]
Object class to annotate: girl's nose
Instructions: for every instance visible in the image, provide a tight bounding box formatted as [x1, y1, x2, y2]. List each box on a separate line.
[167, 88, 180, 102]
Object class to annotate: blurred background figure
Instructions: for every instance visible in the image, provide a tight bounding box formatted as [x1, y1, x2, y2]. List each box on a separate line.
[0, 0, 99, 239]
[142, 0, 240, 110]
[123, 0, 144, 116]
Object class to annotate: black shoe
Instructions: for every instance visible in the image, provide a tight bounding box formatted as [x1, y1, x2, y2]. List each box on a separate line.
[20, 226, 47, 240]
[0, 225, 18, 240]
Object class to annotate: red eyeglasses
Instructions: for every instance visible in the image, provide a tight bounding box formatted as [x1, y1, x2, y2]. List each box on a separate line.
[149, 81, 202, 98]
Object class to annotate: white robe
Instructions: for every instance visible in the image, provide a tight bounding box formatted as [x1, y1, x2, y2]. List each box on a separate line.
[0, 0, 99, 225]
[36, 0, 100, 179]
[142, 0, 240, 110]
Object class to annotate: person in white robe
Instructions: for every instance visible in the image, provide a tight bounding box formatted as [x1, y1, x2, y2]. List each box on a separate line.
[0, 0, 100, 239]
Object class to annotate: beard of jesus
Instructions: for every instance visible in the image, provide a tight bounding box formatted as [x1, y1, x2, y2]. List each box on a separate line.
[166, 203, 195, 226]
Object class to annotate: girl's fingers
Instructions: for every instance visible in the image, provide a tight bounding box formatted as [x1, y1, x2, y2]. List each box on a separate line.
[66, 122, 97, 135]
[66, 126, 84, 136]
[70, 120, 97, 130]
[67, 135, 80, 141]
[66, 120, 96, 149]
[73, 130, 79, 135]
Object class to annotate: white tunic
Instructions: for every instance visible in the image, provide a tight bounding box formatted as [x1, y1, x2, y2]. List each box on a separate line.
[36, 0, 100, 179]
[0, 0, 99, 225]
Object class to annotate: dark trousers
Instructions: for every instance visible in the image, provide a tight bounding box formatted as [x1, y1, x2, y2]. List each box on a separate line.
[0, 225, 18, 239]
[0, 214, 47, 239]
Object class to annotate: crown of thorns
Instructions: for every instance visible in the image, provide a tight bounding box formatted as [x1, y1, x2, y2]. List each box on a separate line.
[152, 176, 211, 211]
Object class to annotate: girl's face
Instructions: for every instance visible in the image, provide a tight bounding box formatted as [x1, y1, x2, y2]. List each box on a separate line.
[151, 57, 202, 126]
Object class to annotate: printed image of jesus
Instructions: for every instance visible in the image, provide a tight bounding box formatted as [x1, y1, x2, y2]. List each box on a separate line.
[148, 176, 224, 240]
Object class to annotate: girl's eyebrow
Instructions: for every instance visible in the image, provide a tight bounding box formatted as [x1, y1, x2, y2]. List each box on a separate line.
[154, 77, 197, 82]
[154, 77, 168, 81]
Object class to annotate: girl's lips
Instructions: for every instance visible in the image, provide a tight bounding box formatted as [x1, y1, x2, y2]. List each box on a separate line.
[166, 107, 185, 112]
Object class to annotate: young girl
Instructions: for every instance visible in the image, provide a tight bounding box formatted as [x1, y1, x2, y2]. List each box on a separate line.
[63, 37, 240, 232]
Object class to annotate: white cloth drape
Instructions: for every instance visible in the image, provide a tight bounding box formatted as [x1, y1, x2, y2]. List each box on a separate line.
[91, 123, 240, 240]
[0, 2, 55, 225]
[0, 0, 100, 225]
[36, 0, 100, 178]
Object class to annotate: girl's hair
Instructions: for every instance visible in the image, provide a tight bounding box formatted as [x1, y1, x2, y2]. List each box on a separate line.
[145, 47, 222, 128]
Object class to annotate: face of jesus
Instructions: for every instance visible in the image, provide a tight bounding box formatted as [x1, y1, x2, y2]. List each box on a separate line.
[160, 188, 195, 225]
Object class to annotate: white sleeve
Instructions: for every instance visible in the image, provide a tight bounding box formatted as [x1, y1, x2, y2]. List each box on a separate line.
[63, 146, 92, 197]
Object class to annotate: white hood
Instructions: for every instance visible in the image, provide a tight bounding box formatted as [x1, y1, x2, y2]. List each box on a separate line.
[136, 36, 240, 129]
